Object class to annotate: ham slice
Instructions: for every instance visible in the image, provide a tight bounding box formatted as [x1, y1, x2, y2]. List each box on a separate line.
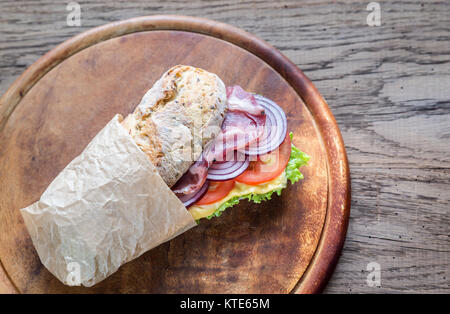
[172, 86, 266, 198]
[226, 85, 265, 115]
[172, 157, 209, 197]
[209, 86, 266, 161]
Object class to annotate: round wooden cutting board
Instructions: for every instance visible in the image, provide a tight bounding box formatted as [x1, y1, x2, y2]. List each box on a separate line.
[0, 16, 350, 294]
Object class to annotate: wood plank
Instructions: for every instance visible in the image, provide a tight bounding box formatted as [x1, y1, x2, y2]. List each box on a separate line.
[0, 0, 448, 293]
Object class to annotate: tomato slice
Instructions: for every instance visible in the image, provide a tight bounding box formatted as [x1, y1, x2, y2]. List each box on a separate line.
[195, 180, 236, 205]
[235, 133, 291, 185]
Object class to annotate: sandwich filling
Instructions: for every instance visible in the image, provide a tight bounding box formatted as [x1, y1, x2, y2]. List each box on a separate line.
[188, 133, 310, 220]
[172, 85, 310, 219]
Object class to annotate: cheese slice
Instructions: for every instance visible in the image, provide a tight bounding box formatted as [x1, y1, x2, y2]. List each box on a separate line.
[188, 171, 288, 220]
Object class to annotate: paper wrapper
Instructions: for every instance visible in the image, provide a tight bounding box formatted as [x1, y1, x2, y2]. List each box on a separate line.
[20, 115, 196, 287]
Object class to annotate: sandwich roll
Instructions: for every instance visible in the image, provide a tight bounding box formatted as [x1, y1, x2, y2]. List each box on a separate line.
[20, 65, 225, 287]
[121, 65, 227, 187]
[19, 65, 311, 288]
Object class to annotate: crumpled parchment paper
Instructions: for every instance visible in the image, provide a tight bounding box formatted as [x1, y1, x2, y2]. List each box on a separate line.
[20, 114, 196, 287]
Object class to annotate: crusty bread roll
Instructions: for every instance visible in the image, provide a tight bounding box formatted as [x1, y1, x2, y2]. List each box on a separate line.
[122, 65, 227, 187]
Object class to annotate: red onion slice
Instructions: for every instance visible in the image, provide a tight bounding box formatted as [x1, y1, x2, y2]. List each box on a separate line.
[241, 94, 287, 156]
[177, 180, 210, 207]
[207, 151, 250, 181]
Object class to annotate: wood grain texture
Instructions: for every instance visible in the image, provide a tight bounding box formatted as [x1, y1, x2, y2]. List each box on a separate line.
[0, 0, 448, 293]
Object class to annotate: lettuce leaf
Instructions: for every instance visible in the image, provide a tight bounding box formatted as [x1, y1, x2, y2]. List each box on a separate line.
[285, 132, 310, 184]
[205, 133, 310, 220]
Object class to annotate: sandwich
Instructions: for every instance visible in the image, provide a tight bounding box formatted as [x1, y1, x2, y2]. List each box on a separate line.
[121, 65, 310, 221]
[20, 65, 310, 286]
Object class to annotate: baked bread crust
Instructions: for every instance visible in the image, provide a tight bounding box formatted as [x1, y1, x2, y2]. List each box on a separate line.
[122, 65, 227, 187]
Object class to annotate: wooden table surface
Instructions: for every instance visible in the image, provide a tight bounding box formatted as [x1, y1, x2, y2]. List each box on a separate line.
[0, 0, 448, 293]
